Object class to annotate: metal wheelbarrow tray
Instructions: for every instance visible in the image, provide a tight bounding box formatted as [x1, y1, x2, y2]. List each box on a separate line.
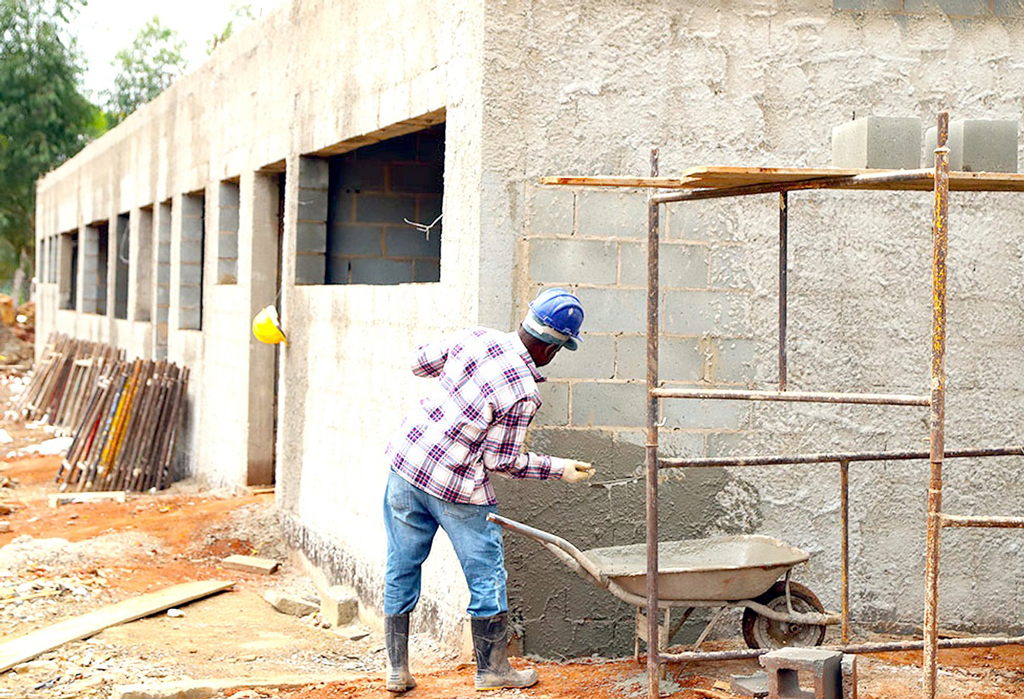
[586, 535, 809, 601]
[489, 513, 840, 651]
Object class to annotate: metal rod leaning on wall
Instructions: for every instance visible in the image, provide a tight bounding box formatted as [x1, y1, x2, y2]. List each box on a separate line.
[645, 148, 661, 699]
[924, 111, 950, 699]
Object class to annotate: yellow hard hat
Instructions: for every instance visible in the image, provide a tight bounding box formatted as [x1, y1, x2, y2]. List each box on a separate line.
[253, 305, 288, 345]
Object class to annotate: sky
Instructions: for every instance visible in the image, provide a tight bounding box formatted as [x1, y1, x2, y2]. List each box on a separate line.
[73, 0, 286, 100]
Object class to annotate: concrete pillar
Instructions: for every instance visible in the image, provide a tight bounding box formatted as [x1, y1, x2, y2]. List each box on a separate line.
[295, 156, 327, 284]
[130, 207, 154, 323]
[245, 170, 281, 486]
[58, 232, 75, 310]
[218, 180, 240, 285]
[154, 201, 172, 358]
[178, 192, 205, 330]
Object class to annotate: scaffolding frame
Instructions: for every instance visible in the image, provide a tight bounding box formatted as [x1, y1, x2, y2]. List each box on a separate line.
[543, 112, 1024, 699]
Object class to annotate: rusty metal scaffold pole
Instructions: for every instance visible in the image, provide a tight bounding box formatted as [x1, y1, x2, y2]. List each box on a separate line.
[923, 111, 950, 699]
[645, 148, 661, 699]
[779, 191, 788, 390]
[611, 111, 1023, 699]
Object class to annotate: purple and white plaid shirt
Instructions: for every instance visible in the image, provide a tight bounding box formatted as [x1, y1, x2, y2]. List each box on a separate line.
[386, 327, 565, 505]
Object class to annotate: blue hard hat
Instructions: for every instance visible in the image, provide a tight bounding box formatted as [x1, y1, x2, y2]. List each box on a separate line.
[524, 288, 584, 351]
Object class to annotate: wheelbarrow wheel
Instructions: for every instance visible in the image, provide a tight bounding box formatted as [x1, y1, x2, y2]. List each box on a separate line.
[741, 580, 827, 650]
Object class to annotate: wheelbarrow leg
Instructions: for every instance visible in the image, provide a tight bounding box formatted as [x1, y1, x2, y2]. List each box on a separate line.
[635, 608, 670, 671]
[635, 608, 665, 666]
[635, 607, 696, 678]
[691, 605, 729, 652]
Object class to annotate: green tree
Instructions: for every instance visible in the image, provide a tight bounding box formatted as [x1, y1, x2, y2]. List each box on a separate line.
[105, 15, 187, 126]
[207, 3, 255, 55]
[0, 0, 100, 299]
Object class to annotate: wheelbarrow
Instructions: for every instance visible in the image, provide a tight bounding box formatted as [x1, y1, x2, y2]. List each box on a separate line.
[488, 513, 841, 656]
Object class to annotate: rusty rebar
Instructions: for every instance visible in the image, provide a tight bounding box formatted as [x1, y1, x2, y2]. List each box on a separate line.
[658, 445, 1024, 469]
[941, 514, 1024, 528]
[840, 459, 850, 644]
[660, 633, 1024, 663]
[923, 111, 950, 699]
[779, 191, 788, 390]
[646, 148, 661, 699]
[650, 387, 929, 406]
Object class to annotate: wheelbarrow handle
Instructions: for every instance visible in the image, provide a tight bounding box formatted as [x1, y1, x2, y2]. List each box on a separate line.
[487, 513, 609, 589]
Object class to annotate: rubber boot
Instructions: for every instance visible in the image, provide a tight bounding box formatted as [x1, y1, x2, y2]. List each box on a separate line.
[471, 613, 539, 691]
[385, 613, 416, 693]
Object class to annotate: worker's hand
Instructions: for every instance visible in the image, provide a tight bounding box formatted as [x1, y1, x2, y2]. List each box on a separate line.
[552, 457, 595, 484]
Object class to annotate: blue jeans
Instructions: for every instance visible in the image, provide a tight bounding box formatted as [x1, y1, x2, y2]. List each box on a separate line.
[383, 472, 507, 618]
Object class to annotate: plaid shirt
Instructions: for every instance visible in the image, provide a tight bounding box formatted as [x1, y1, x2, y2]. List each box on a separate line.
[386, 327, 564, 505]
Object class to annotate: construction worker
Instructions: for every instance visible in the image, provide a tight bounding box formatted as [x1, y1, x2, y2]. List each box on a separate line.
[382, 288, 595, 693]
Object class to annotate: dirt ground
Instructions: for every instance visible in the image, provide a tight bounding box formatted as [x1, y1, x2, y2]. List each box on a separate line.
[0, 372, 1023, 699]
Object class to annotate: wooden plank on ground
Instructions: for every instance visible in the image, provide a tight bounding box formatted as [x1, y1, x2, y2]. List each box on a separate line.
[48, 491, 126, 508]
[221, 555, 280, 574]
[0, 579, 234, 673]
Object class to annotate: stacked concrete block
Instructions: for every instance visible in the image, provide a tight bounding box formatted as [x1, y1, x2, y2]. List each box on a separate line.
[924, 119, 1019, 172]
[295, 157, 328, 284]
[841, 655, 857, 699]
[831, 116, 922, 169]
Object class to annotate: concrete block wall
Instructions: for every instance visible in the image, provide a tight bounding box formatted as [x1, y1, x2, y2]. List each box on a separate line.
[482, 0, 1024, 658]
[30, 0, 489, 657]
[32, 0, 1024, 664]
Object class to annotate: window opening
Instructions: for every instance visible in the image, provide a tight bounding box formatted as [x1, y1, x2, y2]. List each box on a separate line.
[60, 231, 77, 310]
[294, 122, 445, 285]
[114, 213, 130, 319]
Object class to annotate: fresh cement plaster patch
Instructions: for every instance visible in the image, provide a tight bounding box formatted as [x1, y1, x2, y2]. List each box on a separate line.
[493, 429, 764, 656]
